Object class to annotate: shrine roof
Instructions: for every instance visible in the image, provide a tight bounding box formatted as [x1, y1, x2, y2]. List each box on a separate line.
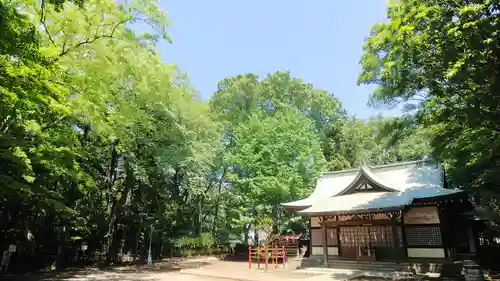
[296, 187, 462, 216]
[282, 159, 461, 213]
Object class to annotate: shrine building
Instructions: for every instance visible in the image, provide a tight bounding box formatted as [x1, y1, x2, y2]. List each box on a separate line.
[281, 159, 478, 263]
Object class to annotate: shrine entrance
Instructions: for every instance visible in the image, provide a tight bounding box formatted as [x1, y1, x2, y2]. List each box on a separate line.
[338, 225, 405, 261]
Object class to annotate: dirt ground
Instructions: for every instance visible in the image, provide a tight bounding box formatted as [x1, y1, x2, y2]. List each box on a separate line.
[1, 258, 311, 281]
[0, 258, 241, 281]
[0, 258, 325, 281]
[1, 268, 241, 281]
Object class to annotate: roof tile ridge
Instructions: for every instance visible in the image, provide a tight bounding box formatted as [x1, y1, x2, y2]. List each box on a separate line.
[322, 167, 359, 175]
[369, 159, 436, 171]
[321, 159, 437, 174]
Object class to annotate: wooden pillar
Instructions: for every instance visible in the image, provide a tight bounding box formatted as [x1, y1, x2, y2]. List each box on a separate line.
[366, 225, 371, 257]
[391, 223, 399, 262]
[468, 223, 477, 253]
[322, 220, 328, 267]
[308, 218, 312, 258]
[336, 216, 341, 257]
[357, 224, 361, 259]
[401, 210, 408, 260]
[437, 203, 449, 259]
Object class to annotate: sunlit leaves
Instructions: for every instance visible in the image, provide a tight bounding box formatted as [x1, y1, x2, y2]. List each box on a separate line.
[20, 0, 170, 58]
[358, 0, 500, 225]
[1, 0, 224, 263]
[226, 109, 326, 201]
[210, 71, 345, 236]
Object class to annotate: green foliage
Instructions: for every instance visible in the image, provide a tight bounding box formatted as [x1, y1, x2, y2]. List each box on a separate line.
[0, 0, 80, 212]
[0, 0, 434, 270]
[174, 233, 215, 249]
[359, 0, 500, 225]
[340, 116, 431, 167]
[171, 233, 230, 257]
[0, 0, 221, 267]
[210, 72, 336, 237]
[209, 71, 430, 240]
[226, 109, 326, 202]
[211, 71, 347, 170]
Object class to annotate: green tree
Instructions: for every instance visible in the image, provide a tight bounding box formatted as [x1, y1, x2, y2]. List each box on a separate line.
[1, 0, 223, 268]
[358, 0, 500, 224]
[211, 71, 347, 169]
[225, 109, 326, 237]
[210, 71, 337, 237]
[340, 116, 431, 167]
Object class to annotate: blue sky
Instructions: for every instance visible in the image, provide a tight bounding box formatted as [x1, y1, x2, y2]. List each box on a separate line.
[159, 0, 398, 119]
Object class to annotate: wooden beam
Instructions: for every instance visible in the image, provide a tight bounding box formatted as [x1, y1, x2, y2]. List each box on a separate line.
[301, 207, 404, 218]
[324, 219, 397, 226]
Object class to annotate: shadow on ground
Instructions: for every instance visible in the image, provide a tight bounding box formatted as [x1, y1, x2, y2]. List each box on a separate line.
[0, 259, 215, 281]
[222, 254, 248, 262]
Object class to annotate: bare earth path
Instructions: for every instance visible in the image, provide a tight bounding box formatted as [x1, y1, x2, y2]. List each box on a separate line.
[2, 269, 241, 281]
[0, 258, 329, 281]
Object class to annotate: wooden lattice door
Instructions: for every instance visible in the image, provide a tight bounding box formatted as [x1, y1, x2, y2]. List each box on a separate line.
[369, 225, 404, 261]
[339, 225, 404, 261]
[339, 226, 360, 259]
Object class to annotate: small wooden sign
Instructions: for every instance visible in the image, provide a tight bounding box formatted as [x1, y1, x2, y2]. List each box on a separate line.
[311, 217, 321, 227]
[404, 206, 440, 224]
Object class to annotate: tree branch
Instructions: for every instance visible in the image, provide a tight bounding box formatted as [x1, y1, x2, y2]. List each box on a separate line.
[57, 19, 128, 58]
[40, 0, 55, 45]
[39, 77, 84, 101]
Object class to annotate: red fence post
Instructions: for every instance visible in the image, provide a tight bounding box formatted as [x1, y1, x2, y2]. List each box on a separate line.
[248, 247, 252, 270]
[282, 246, 286, 267]
[257, 246, 260, 269]
[274, 245, 278, 267]
[264, 246, 268, 270]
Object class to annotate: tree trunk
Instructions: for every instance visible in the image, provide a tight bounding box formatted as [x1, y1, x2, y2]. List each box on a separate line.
[244, 224, 251, 245]
[133, 217, 143, 262]
[194, 196, 203, 236]
[212, 167, 227, 234]
[212, 202, 219, 234]
[56, 222, 67, 269]
[272, 203, 278, 233]
[56, 180, 78, 269]
[116, 160, 135, 260]
[254, 226, 259, 244]
[105, 144, 119, 263]
[159, 234, 164, 258]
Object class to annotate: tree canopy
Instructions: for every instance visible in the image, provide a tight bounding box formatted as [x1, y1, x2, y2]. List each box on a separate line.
[359, 0, 500, 224]
[1, 0, 436, 271]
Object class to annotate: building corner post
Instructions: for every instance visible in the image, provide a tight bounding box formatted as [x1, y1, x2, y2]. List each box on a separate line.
[321, 218, 328, 267]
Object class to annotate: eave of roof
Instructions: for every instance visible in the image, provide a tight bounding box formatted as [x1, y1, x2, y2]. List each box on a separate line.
[295, 188, 464, 217]
[280, 204, 310, 212]
[298, 205, 406, 217]
[280, 198, 314, 208]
